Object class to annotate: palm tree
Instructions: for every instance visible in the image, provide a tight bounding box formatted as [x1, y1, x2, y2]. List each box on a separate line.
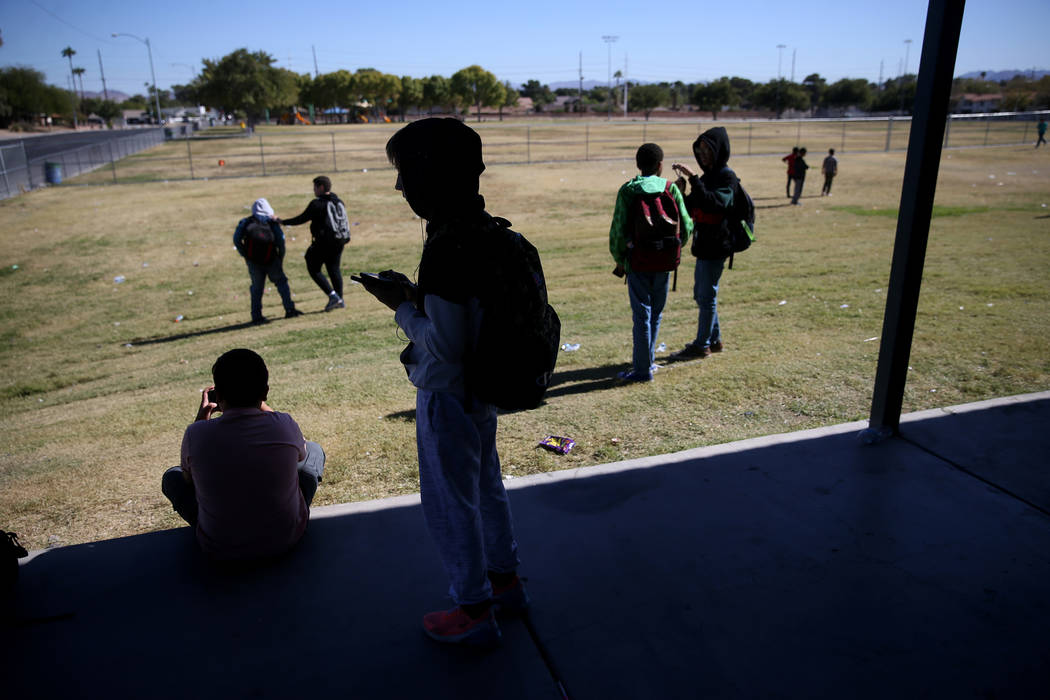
[61, 47, 79, 128]
[72, 67, 86, 101]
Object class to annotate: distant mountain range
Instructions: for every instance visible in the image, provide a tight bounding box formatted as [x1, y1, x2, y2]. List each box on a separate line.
[957, 69, 1048, 82]
[78, 90, 132, 102]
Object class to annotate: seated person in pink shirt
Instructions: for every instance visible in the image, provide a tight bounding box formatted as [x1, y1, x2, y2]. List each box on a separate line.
[161, 348, 325, 561]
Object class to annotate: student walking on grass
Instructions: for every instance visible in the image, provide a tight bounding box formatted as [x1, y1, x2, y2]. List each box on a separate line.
[276, 176, 351, 312]
[821, 148, 838, 196]
[782, 146, 799, 198]
[672, 127, 737, 360]
[233, 198, 302, 325]
[355, 118, 527, 647]
[791, 147, 809, 205]
[609, 143, 693, 382]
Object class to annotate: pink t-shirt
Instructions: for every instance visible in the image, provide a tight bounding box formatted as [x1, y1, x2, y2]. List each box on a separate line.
[180, 408, 308, 560]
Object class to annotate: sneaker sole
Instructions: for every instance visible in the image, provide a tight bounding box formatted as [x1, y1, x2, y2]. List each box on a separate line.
[423, 622, 502, 646]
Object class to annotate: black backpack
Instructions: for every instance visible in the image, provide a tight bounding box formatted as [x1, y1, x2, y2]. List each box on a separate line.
[725, 181, 756, 269]
[241, 218, 277, 265]
[628, 181, 683, 273]
[468, 216, 561, 411]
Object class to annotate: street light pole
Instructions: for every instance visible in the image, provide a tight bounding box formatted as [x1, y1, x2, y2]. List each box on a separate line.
[776, 44, 786, 118]
[113, 33, 162, 125]
[602, 35, 618, 121]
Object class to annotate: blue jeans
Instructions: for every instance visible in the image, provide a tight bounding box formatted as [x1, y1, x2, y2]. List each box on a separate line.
[247, 259, 296, 321]
[693, 258, 725, 348]
[416, 390, 519, 606]
[627, 270, 670, 377]
[162, 441, 326, 527]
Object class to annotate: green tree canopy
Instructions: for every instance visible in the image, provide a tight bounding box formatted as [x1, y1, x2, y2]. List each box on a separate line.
[450, 65, 504, 122]
[802, 73, 826, 115]
[824, 78, 872, 114]
[197, 49, 299, 123]
[629, 83, 669, 120]
[692, 77, 737, 119]
[520, 79, 555, 112]
[499, 80, 519, 121]
[397, 75, 423, 121]
[752, 79, 809, 117]
[0, 66, 69, 127]
[354, 68, 400, 119]
[421, 74, 450, 115]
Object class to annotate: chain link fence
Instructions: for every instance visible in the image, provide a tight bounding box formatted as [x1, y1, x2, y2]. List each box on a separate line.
[3, 112, 1047, 194]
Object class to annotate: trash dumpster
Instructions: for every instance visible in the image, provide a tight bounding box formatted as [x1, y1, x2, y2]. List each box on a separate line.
[45, 162, 62, 184]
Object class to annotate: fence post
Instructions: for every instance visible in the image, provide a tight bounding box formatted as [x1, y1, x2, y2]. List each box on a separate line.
[841, 120, 847, 151]
[983, 118, 990, 146]
[526, 126, 531, 164]
[331, 132, 338, 171]
[74, 147, 83, 179]
[585, 124, 589, 161]
[109, 141, 118, 183]
[885, 116, 894, 151]
[259, 134, 266, 176]
[186, 138, 195, 180]
[1022, 120, 1029, 145]
[796, 119, 801, 144]
[0, 147, 10, 199]
[642, 122, 647, 143]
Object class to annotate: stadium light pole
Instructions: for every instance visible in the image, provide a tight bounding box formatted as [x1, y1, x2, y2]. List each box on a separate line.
[113, 32, 162, 125]
[776, 44, 786, 118]
[603, 35, 619, 121]
[903, 38, 913, 76]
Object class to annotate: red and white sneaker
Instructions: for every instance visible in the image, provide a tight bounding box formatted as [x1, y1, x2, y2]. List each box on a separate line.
[422, 606, 501, 646]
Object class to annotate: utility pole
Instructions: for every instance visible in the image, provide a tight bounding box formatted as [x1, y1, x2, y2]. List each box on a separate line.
[879, 60, 884, 90]
[903, 39, 913, 76]
[602, 35, 618, 121]
[579, 51, 584, 107]
[791, 48, 796, 83]
[97, 49, 109, 101]
[776, 44, 786, 118]
[312, 45, 319, 78]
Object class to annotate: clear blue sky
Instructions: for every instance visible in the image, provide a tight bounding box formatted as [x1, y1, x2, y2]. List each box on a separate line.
[2, 0, 1047, 97]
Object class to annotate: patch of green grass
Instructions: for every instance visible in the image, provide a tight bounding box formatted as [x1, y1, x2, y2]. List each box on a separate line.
[831, 204, 991, 218]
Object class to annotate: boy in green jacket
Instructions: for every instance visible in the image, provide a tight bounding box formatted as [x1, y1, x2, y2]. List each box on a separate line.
[609, 143, 693, 382]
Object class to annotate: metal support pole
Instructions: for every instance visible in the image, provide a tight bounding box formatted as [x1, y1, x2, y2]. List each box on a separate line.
[259, 135, 266, 176]
[642, 123, 647, 143]
[526, 126, 531, 164]
[748, 122, 753, 155]
[868, 0, 966, 437]
[1022, 120, 1028, 145]
[983, 118, 990, 145]
[885, 116, 893, 151]
[841, 120, 847, 150]
[331, 132, 337, 171]
[944, 115, 952, 148]
[109, 141, 118, 183]
[796, 119, 801, 144]
[186, 138, 194, 180]
[585, 124, 589, 161]
[0, 147, 10, 198]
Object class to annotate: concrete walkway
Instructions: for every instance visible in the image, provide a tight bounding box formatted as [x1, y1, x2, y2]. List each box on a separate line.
[5, 393, 1049, 699]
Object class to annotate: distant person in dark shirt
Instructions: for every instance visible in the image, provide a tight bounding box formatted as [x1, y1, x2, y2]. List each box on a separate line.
[782, 147, 799, 198]
[1037, 119, 1047, 148]
[791, 148, 809, 205]
[276, 176, 350, 312]
[821, 148, 838, 196]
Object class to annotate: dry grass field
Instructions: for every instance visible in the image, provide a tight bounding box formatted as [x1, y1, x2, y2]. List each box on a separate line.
[1, 124, 1048, 550]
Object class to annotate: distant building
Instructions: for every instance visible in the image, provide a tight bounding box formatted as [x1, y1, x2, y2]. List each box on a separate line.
[955, 93, 1003, 113]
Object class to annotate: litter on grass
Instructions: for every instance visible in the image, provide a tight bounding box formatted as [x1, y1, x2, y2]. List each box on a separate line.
[656, 342, 667, 353]
[864, 337, 878, 342]
[778, 300, 787, 306]
[174, 315, 184, 322]
[538, 435, 575, 455]
[840, 304, 849, 309]
[561, 343, 580, 352]
[113, 275, 126, 283]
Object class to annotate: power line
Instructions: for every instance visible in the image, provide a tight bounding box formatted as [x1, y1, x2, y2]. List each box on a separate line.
[28, 0, 111, 42]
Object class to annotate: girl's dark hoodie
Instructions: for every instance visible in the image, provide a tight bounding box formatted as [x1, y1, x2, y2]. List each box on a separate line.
[681, 126, 738, 260]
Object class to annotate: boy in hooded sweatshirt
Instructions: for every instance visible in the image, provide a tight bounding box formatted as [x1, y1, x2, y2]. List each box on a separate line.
[609, 143, 693, 382]
[276, 176, 349, 312]
[355, 118, 526, 648]
[233, 198, 301, 325]
[671, 126, 737, 359]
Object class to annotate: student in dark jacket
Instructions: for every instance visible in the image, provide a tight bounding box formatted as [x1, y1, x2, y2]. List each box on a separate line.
[791, 147, 809, 205]
[671, 127, 736, 359]
[276, 176, 348, 311]
[233, 198, 301, 325]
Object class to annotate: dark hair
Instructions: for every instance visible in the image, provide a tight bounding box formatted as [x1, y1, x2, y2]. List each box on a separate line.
[792, 147, 799, 154]
[385, 118, 484, 178]
[828, 148, 835, 155]
[636, 143, 663, 174]
[212, 348, 268, 408]
[799, 147, 807, 155]
[313, 176, 331, 192]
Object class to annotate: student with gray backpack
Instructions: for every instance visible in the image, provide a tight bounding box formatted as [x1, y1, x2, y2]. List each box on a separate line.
[276, 176, 351, 312]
